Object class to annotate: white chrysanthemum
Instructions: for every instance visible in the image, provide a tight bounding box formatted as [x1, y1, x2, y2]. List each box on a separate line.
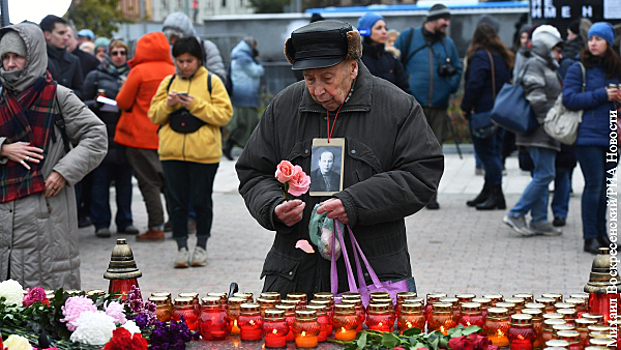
[0, 279, 25, 306]
[69, 311, 116, 345]
[121, 320, 141, 335]
[4, 334, 33, 350]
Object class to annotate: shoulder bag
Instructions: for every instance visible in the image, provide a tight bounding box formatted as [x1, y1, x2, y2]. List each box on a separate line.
[490, 63, 538, 134]
[166, 72, 212, 134]
[330, 220, 410, 308]
[543, 62, 586, 145]
[470, 50, 497, 138]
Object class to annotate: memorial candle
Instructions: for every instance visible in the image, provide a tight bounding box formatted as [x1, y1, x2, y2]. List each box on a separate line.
[197, 296, 231, 340]
[485, 307, 510, 347]
[275, 304, 296, 342]
[332, 303, 359, 341]
[293, 310, 320, 348]
[263, 309, 288, 348]
[238, 303, 263, 341]
[366, 303, 395, 332]
[508, 314, 536, 350]
[227, 297, 246, 335]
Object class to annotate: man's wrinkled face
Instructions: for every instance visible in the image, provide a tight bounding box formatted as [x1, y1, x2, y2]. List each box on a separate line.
[319, 152, 334, 174]
[44, 23, 68, 49]
[303, 60, 358, 112]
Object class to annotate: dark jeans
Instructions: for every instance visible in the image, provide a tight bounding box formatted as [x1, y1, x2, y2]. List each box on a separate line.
[551, 167, 571, 219]
[90, 163, 134, 230]
[471, 127, 504, 186]
[162, 161, 219, 243]
[575, 145, 617, 240]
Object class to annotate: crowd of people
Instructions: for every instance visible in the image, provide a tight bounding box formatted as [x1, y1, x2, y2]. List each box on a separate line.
[0, 4, 618, 291]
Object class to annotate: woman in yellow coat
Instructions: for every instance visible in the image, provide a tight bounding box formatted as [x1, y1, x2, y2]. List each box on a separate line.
[149, 37, 232, 268]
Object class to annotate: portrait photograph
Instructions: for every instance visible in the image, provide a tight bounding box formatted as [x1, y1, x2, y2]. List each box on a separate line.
[309, 139, 345, 196]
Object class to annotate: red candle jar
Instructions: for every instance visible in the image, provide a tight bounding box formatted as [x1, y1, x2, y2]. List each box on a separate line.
[369, 292, 390, 302]
[525, 303, 546, 313]
[537, 298, 557, 314]
[275, 304, 296, 342]
[179, 292, 201, 317]
[485, 307, 510, 347]
[556, 303, 575, 311]
[440, 297, 460, 318]
[566, 299, 588, 318]
[232, 292, 254, 302]
[293, 309, 320, 348]
[366, 303, 395, 332]
[341, 293, 362, 302]
[260, 292, 281, 302]
[473, 298, 492, 318]
[305, 304, 330, 342]
[514, 294, 534, 304]
[542, 319, 566, 345]
[558, 309, 578, 325]
[281, 299, 304, 310]
[458, 302, 484, 327]
[238, 303, 263, 342]
[310, 299, 333, 321]
[522, 308, 544, 349]
[587, 324, 611, 341]
[497, 302, 517, 316]
[508, 314, 536, 350]
[581, 313, 605, 325]
[556, 330, 583, 350]
[227, 297, 246, 335]
[312, 292, 334, 317]
[575, 319, 596, 347]
[149, 296, 172, 322]
[395, 292, 417, 316]
[506, 297, 526, 313]
[172, 297, 198, 331]
[425, 293, 447, 319]
[332, 303, 360, 342]
[428, 302, 456, 335]
[483, 294, 504, 307]
[456, 294, 476, 317]
[313, 292, 334, 301]
[398, 302, 425, 334]
[286, 293, 307, 306]
[341, 299, 365, 331]
[542, 294, 563, 304]
[588, 337, 616, 348]
[571, 293, 589, 300]
[257, 297, 277, 317]
[262, 309, 289, 348]
[108, 279, 139, 301]
[197, 296, 231, 341]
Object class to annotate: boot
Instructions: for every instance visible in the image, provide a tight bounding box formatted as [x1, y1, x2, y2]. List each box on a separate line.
[584, 238, 602, 255]
[466, 183, 491, 207]
[222, 139, 235, 161]
[476, 185, 506, 210]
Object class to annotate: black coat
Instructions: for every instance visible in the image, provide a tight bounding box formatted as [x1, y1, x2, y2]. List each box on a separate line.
[361, 40, 411, 94]
[83, 63, 129, 165]
[236, 62, 444, 297]
[461, 49, 512, 116]
[46, 46, 83, 99]
[72, 49, 101, 79]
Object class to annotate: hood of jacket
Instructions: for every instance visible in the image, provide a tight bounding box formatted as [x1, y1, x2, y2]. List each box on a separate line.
[0, 22, 47, 92]
[128, 31, 174, 68]
[162, 12, 196, 37]
[531, 31, 562, 65]
[231, 40, 253, 61]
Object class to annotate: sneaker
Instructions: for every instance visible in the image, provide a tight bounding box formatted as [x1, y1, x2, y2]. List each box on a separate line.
[530, 221, 562, 236]
[95, 227, 111, 238]
[191, 246, 208, 267]
[136, 228, 165, 242]
[502, 215, 535, 236]
[118, 225, 139, 235]
[552, 217, 566, 227]
[174, 248, 190, 268]
[188, 218, 197, 235]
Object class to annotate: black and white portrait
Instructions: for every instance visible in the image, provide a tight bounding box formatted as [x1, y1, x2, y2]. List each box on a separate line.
[310, 143, 344, 195]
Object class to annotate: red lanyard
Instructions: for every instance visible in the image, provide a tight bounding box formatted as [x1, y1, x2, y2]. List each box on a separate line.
[326, 102, 345, 143]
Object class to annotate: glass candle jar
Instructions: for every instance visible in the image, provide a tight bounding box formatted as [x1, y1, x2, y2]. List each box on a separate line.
[197, 296, 231, 341]
[555, 303, 574, 311]
[260, 292, 281, 302]
[556, 330, 582, 350]
[275, 304, 296, 342]
[257, 297, 277, 317]
[314, 292, 334, 300]
[173, 297, 198, 331]
[440, 297, 460, 318]
[537, 298, 557, 314]
[456, 293, 476, 304]
[553, 324, 576, 337]
[508, 314, 537, 350]
[310, 299, 333, 318]
[232, 292, 254, 302]
[281, 299, 304, 310]
[333, 303, 360, 342]
[341, 299, 365, 331]
[207, 292, 228, 307]
[238, 303, 263, 342]
[149, 296, 172, 322]
[398, 302, 425, 334]
[575, 319, 596, 347]
[369, 292, 390, 302]
[366, 303, 395, 332]
[557, 309, 578, 325]
[522, 309, 544, 349]
[587, 293, 620, 324]
[425, 293, 447, 319]
[151, 292, 172, 305]
[293, 310, 320, 349]
[227, 297, 246, 335]
[526, 303, 547, 312]
[565, 299, 587, 317]
[485, 307, 511, 347]
[587, 324, 611, 339]
[179, 292, 201, 316]
[313, 293, 334, 317]
[543, 319, 567, 344]
[373, 298, 395, 310]
[587, 338, 616, 349]
[287, 293, 308, 306]
[305, 304, 330, 342]
[483, 294, 504, 307]
[428, 302, 456, 336]
[506, 298, 526, 313]
[108, 279, 139, 301]
[459, 302, 484, 327]
[498, 302, 518, 315]
[262, 309, 289, 348]
[545, 339, 570, 348]
[395, 292, 417, 316]
[570, 293, 589, 301]
[581, 314, 605, 325]
[514, 294, 535, 304]
[473, 298, 492, 318]
[542, 294, 563, 304]
[342, 293, 362, 302]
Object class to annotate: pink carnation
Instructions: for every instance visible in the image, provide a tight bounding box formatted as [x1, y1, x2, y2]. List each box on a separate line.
[105, 301, 127, 325]
[288, 166, 311, 197]
[60, 296, 98, 331]
[23, 287, 47, 307]
[275, 160, 297, 183]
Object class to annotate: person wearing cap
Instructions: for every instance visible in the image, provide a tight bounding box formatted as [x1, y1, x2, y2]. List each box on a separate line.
[77, 29, 95, 47]
[394, 3, 462, 210]
[236, 21, 443, 297]
[94, 37, 110, 62]
[502, 25, 565, 238]
[0, 22, 107, 289]
[562, 22, 621, 254]
[357, 13, 410, 94]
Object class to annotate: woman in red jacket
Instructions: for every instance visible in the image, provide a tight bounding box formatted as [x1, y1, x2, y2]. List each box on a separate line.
[115, 31, 175, 241]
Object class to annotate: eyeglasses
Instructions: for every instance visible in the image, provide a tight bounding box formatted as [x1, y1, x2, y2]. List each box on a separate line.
[110, 51, 127, 57]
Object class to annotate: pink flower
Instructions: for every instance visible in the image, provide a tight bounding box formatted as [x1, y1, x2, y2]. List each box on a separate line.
[288, 165, 310, 196]
[60, 296, 98, 331]
[105, 301, 127, 325]
[23, 287, 47, 307]
[275, 160, 297, 183]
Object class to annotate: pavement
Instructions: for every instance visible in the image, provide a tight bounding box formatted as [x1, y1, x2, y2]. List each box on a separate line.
[78, 148, 596, 301]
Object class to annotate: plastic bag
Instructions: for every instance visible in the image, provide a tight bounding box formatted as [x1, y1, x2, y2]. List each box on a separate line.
[308, 204, 342, 261]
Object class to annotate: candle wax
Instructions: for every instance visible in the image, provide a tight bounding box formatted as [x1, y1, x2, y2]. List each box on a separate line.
[489, 334, 510, 347]
[264, 333, 287, 348]
[295, 334, 318, 348]
[510, 338, 533, 350]
[334, 328, 357, 341]
[240, 327, 262, 341]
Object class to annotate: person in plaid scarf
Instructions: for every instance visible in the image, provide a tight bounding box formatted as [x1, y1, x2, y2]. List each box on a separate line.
[0, 22, 107, 289]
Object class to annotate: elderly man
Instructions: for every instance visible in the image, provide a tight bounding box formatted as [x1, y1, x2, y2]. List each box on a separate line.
[236, 21, 444, 297]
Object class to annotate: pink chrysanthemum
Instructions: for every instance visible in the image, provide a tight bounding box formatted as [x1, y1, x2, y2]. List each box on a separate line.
[105, 301, 127, 325]
[23, 287, 47, 307]
[61, 296, 98, 331]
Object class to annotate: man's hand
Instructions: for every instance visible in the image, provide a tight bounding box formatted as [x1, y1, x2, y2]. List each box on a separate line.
[44, 171, 67, 197]
[274, 200, 306, 227]
[316, 198, 349, 224]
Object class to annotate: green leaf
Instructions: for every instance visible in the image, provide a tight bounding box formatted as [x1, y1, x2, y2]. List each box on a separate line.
[381, 332, 401, 348]
[403, 327, 422, 336]
[462, 325, 482, 335]
[357, 331, 368, 349]
[446, 326, 461, 337]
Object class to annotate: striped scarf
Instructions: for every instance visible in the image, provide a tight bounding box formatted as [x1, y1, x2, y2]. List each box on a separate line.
[0, 73, 57, 203]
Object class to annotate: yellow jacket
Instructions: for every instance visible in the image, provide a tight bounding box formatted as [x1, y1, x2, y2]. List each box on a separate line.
[149, 66, 233, 164]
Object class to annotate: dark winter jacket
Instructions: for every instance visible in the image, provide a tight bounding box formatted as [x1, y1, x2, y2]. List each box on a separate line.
[46, 46, 83, 99]
[230, 40, 264, 108]
[394, 26, 462, 109]
[558, 36, 584, 78]
[72, 48, 100, 79]
[361, 39, 411, 94]
[236, 62, 444, 297]
[563, 59, 620, 146]
[461, 49, 511, 117]
[83, 59, 130, 164]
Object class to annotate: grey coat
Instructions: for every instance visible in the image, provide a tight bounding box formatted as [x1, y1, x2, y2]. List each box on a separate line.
[515, 32, 562, 152]
[0, 23, 107, 289]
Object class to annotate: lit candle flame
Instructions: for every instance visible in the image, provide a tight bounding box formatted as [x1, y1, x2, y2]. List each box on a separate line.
[378, 322, 383, 327]
[497, 329, 504, 336]
[272, 329, 278, 335]
[340, 327, 346, 333]
[261, 345, 265, 349]
[234, 319, 238, 327]
[302, 331, 307, 337]
[517, 334, 525, 340]
[466, 322, 471, 326]
[440, 326, 445, 334]
[406, 321, 412, 328]
[249, 320, 255, 325]
[234, 341, 239, 349]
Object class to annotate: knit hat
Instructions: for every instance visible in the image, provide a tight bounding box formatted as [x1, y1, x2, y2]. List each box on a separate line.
[588, 22, 614, 47]
[568, 19, 580, 36]
[532, 25, 562, 43]
[477, 15, 499, 34]
[0, 30, 26, 59]
[357, 13, 384, 37]
[426, 4, 450, 22]
[94, 37, 110, 51]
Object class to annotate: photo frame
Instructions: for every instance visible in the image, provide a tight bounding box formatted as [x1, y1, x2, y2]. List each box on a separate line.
[309, 138, 345, 196]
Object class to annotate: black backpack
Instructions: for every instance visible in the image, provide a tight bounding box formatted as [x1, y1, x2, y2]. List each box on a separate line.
[224, 62, 233, 96]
